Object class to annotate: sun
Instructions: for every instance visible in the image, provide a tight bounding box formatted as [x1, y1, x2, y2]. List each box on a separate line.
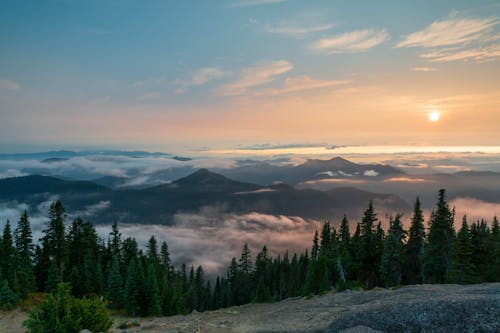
[428, 111, 440, 122]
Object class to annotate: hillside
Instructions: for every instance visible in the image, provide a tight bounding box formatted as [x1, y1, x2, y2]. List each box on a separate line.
[115, 283, 500, 332]
[4, 283, 497, 333]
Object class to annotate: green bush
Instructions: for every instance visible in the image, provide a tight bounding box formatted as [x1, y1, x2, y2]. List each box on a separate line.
[23, 283, 113, 333]
[0, 280, 19, 310]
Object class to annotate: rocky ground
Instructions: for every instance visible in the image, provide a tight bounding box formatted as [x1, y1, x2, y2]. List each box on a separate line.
[1, 283, 499, 333]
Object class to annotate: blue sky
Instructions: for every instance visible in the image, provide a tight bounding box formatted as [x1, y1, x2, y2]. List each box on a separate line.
[1, 0, 499, 153]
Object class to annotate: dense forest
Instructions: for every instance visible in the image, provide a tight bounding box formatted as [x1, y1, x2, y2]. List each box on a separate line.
[0, 189, 499, 318]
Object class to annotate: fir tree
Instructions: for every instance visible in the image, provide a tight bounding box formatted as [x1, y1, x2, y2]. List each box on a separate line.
[358, 201, 379, 289]
[14, 210, 35, 298]
[380, 215, 406, 287]
[145, 260, 161, 316]
[0, 280, 18, 310]
[45, 260, 61, 293]
[423, 189, 456, 283]
[41, 201, 67, 280]
[124, 258, 140, 316]
[311, 230, 319, 260]
[404, 197, 425, 284]
[445, 216, 478, 284]
[106, 256, 123, 309]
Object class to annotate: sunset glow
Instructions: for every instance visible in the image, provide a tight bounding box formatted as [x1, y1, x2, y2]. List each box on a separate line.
[0, 1, 499, 153]
[428, 111, 441, 122]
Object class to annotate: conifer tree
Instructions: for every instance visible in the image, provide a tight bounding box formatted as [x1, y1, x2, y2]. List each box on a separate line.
[445, 216, 478, 284]
[41, 201, 67, 280]
[45, 260, 61, 293]
[311, 230, 319, 260]
[124, 258, 140, 316]
[423, 189, 456, 283]
[145, 260, 161, 316]
[488, 216, 500, 281]
[1, 221, 17, 293]
[404, 197, 425, 284]
[358, 201, 379, 289]
[14, 210, 35, 298]
[380, 215, 406, 287]
[106, 256, 123, 309]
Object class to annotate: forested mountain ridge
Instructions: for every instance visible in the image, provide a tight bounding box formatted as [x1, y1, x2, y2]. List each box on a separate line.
[0, 170, 410, 224]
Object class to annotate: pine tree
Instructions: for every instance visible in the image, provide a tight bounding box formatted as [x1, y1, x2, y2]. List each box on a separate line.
[404, 197, 425, 284]
[380, 215, 406, 287]
[470, 220, 491, 282]
[124, 258, 140, 316]
[106, 256, 123, 309]
[1, 221, 18, 293]
[145, 261, 161, 316]
[45, 260, 61, 293]
[108, 221, 122, 261]
[423, 189, 456, 283]
[14, 210, 35, 298]
[41, 201, 67, 280]
[358, 201, 379, 289]
[488, 216, 500, 282]
[0, 280, 18, 310]
[311, 230, 319, 260]
[445, 216, 478, 284]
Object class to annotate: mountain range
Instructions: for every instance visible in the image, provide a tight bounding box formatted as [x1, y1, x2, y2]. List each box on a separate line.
[0, 168, 409, 224]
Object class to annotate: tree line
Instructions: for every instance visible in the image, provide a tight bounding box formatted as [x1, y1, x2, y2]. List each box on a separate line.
[0, 189, 499, 316]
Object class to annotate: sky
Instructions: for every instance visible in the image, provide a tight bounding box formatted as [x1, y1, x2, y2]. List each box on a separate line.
[1, 0, 500, 153]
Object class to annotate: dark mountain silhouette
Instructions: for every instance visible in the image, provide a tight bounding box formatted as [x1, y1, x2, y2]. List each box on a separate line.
[0, 170, 409, 224]
[219, 156, 404, 185]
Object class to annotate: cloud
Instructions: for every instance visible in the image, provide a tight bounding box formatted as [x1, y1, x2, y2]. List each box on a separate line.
[0, 169, 28, 179]
[410, 66, 437, 72]
[266, 23, 334, 36]
[311, 29, 388, 54]
[231, 0, 287, 7]
[254, 76, 350, 96]
[174, 67, 226, 94]
[450, 197, 500, 227]
[95, 207, 321, 276]
[363, 170, 379, 177]
[72, 201, 111, 218]
[396, 14, 500, 63]
[217, 60, 293, 96]
[396, 16, 498, 48]
[383, 177, 427, 183]
[420, 43, 500, 62]
[0, 78, 21, 92]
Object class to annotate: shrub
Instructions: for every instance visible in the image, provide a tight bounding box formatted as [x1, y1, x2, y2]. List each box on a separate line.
[0, 280, 19, 310]
[23, 283, 113, 333]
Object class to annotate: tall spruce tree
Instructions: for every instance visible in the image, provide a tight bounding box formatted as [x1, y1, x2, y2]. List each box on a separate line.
[380, 215, 406, 287]
[14, 210, 35, 298]
[41, 201, 67, 280]
[422, 189, 456, 283]
[445, 216, 478, 284]
[358, 201, 379, 289]
[404, 197, 425, 284]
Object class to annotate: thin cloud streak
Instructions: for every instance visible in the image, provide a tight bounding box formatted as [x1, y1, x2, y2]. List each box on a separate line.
[421, 43, 500, 62]
[0, 78, 21, 92]
[253, 76, 350, 97]
[396, 15, 498, 48]
[217, 60, 293, 96]
[264, 22, 335, 36]
[311, 29, 389, 53]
